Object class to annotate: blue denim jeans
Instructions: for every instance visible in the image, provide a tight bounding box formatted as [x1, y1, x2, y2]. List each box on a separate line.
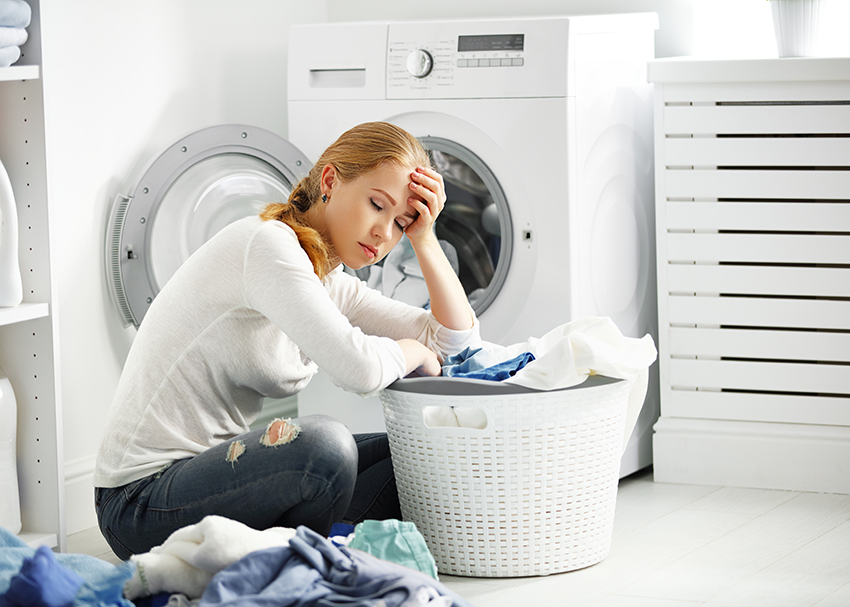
[94, 415, 400, 560]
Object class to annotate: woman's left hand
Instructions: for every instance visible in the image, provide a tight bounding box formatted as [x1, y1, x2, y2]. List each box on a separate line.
[403, 166, 446, 244]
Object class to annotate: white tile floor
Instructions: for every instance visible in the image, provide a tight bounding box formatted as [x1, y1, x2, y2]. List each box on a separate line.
[68, 468, 850, 606]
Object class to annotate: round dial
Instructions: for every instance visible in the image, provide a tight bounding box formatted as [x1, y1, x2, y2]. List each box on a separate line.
[406, 49, 434, 78]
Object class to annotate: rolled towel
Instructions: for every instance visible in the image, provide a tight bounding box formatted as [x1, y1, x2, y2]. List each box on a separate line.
[0, 26, 27, 47]
[0, 0, 30, 29]
[0, 44, 20, 67]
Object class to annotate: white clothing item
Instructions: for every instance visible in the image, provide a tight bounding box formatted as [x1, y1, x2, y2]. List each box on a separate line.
[503, 317, 656, 451]
[95, 216, 479, 488]
[124, 515, 297, 600]
[421, 317, 656, 451]
[0, 26, 26, 47]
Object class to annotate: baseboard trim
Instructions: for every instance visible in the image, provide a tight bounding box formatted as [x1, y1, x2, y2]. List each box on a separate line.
[653, 417, 850, 494]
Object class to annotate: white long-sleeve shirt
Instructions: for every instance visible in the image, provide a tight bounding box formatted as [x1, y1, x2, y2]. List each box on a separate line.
[94, 216, 479, 488]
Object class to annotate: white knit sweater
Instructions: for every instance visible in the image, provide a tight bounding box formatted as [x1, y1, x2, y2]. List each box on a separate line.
[94, 216, 479, 488]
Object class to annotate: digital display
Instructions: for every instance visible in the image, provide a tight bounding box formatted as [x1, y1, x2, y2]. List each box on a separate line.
[458, 34, 524, 53]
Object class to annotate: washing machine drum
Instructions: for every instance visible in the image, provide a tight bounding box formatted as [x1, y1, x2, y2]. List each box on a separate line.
[106, 125, 311, 328]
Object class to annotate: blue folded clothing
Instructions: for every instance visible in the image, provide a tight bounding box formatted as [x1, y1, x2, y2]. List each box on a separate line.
[442, 346, 535, 381]
[0, 0, 30, 29]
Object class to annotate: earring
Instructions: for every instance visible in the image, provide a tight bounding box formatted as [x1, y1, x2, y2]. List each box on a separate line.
[321, 194, 328, 203]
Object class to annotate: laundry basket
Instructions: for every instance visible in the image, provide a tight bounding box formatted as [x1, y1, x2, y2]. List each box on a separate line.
[379, 375, 630, 577]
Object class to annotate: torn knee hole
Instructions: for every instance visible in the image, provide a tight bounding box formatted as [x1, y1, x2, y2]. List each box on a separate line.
[225, 440, 246, 465]
[261, 418, 301, 447]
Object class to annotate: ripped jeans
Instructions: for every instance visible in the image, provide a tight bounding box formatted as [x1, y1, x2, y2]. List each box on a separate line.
[94, 414, 400, 560]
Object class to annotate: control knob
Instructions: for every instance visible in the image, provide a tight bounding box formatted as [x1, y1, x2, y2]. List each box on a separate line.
[406, 49, 434, 78]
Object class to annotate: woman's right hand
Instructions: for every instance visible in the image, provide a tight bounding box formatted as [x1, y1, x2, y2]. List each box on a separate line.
[396, 339, 441, 377]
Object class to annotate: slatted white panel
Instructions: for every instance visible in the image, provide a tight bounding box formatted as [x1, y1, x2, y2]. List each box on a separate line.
[665, 137, 850, 167]
[666, 169, 850, 200]
[667, 233, 850, 265]
[669, 359, 848, 396]
[656, 97, 850, 428]
[669, 327, 850, 362]
[665, 202, 850, 232]
[667, 265, 850, 298]
[667, 296, 850, 331]
[663, 104, 850, 135]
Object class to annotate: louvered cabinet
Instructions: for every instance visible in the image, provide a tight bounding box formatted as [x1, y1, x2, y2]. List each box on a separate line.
[649, 57, 850, 494]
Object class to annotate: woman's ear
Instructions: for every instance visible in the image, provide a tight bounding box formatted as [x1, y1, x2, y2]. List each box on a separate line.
[319, 164, 337, 199]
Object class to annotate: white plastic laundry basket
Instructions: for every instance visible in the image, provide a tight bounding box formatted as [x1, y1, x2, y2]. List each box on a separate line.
[379, 375, 630, 577]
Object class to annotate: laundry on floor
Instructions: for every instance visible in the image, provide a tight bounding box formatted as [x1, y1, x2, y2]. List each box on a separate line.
[199, 525, 467, 607]
[0, 0, 30, 68]
[0, 525, 135, 607]
[123, 515, 297, 601]
[1, 517, 466, 607]
[422, 316, 657, 448]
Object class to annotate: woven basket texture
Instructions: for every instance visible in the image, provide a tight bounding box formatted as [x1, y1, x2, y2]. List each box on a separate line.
[379, 378, 630, 577]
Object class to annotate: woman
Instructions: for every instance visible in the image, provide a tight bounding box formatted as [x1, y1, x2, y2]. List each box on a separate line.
[94, 122, 479, 560]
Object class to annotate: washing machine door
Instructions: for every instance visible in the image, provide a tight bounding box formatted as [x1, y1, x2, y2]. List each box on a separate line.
[349, 136, 513, 318]
[106, 124, 311, 328]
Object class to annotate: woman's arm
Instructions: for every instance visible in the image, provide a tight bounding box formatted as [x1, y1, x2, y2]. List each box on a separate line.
[404, 166, 474, 331]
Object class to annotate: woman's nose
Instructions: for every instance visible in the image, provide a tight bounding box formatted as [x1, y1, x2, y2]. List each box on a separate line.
[374, 219, 393, 241]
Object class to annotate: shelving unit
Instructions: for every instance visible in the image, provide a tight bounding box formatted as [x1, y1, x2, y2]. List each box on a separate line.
[0, 0, 65, 550]
[649, 57, 850, 494]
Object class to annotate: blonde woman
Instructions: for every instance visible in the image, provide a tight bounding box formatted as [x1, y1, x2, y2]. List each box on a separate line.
[94, 122, 478, 559]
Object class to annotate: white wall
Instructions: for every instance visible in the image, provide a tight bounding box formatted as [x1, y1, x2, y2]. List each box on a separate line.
[38, 0, 328, 534]
[38, 0, 848, 535]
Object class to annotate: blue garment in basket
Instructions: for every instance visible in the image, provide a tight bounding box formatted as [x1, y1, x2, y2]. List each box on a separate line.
[442, 346, 535, 381]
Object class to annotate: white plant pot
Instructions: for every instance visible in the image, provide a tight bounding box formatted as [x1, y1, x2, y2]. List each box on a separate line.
[771, 0, 825, 57]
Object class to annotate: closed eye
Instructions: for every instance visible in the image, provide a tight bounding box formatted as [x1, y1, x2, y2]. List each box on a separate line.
[371, 198, 408, 232]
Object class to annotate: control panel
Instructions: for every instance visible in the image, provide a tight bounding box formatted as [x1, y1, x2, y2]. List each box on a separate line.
[386, 19, 568, 100]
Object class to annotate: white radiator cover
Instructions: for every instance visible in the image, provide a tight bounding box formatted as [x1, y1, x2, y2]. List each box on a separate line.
[649, 57, 850, 494]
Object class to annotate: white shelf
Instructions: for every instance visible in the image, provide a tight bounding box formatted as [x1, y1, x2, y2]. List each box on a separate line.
[0, 64, 39, 82]
[18, 531, 58, 549]
[0, 302, 49, 327]
[0, 0, 66, 552]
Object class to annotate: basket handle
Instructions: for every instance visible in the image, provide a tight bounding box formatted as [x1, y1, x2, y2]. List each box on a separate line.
[421, 405, 491, 430]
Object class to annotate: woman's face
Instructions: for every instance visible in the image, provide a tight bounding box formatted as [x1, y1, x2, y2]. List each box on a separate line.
[322, 162, 423, 270]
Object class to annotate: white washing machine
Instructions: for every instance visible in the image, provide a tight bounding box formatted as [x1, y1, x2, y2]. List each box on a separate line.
[288, 14, 660, 478]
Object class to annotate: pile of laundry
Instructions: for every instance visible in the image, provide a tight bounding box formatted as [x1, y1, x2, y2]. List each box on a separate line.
[0, 0, 30, 68]
[0, 516, 472, 607]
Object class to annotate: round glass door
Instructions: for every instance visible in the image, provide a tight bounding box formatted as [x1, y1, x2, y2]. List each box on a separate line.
[350, 137, 512, 316]
[107, 125, 311, 328]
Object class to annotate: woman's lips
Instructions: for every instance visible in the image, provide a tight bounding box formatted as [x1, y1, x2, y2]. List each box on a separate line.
[360, 243, 377, 259]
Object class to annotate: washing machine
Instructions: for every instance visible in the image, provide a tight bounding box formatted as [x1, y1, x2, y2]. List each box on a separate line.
[106, 14, 659, 478]
[288, 14, 660, 478]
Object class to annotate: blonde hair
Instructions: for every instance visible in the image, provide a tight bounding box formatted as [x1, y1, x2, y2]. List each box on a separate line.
[260, 122, 431, 279]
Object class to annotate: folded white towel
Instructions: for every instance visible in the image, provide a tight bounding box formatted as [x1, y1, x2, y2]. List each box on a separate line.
[0, 0, 30, 29]
[124, 515, 297, 600]
[0, 44, 20, 68]
[0, 26, 26, 47]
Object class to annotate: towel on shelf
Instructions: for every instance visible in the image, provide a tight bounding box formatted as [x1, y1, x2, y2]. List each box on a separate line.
[0, 0, 30, 29]
[124, 515, 297, 601]
[0, 26, 26, 48]
[0, 45, 20, 68]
